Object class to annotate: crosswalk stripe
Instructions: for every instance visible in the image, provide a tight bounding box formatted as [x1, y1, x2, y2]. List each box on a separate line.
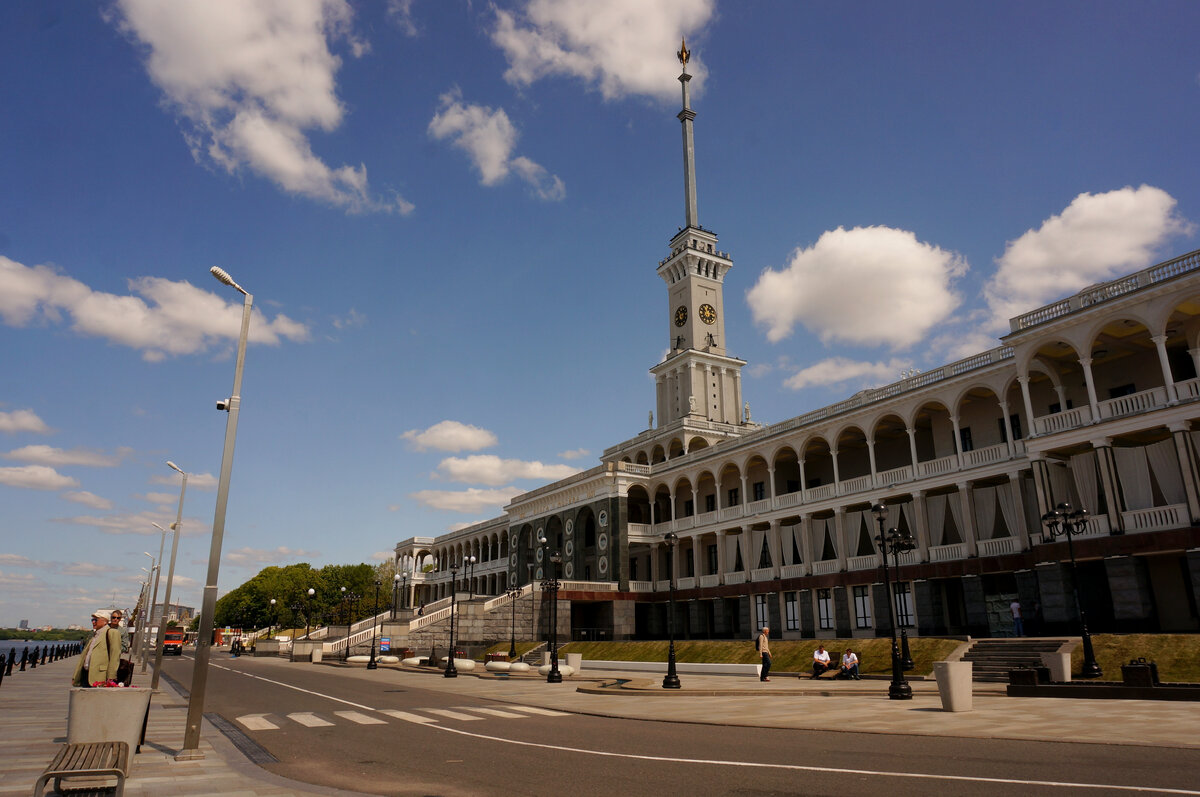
[379, 709, 438, 724]
[288, 712, 334, 727]
[424, 708, 483, 721]
[236, 714, 279, 731]
[458, 707, 527, 719]
[335, 710, 387, 725]
[507, 706, 571, 717]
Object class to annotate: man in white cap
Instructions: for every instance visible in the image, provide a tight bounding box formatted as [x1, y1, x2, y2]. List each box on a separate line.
[72, 610, 124, 687]
[756, 626, 772, 682]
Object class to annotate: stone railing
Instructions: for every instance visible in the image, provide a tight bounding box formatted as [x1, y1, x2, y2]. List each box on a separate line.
[1122, 503, 1188, 533]
[724, 571, 747, 585]
[847, 554, 880, 571]
[780, 563, 806, 578]
[929, 543, 967, 562]
[1098, 386, 1169, 420]
[977, 536, 1020, 557]
[811, 559, 840, 575]
[1033, 405, 1092, 435]
[698, 574, 720, 588]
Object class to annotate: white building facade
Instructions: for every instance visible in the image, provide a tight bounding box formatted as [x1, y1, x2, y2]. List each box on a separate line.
[397, 54, 1200, 643]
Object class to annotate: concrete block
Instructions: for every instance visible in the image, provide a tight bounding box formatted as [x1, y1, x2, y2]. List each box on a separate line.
[565, 652, 582, 672]
[933, 660, 972, 712]
[67, 687, 153, 754]
[1042, 652, 1071, 682]
[509, 661, 530, 672]
[538, 664, 574, 677]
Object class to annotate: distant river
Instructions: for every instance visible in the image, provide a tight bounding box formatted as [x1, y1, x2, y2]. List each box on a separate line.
[0, 638, 81, 660]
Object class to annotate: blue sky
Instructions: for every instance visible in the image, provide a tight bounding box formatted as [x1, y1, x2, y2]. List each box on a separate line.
[2, 0, 1198, 628]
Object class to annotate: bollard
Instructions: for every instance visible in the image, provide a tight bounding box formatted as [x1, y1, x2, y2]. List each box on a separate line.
[20, 647, 28, 671]
[5, 651, 14, 675]
[41, 648, 47, 665]
[0, 653, 5, 686]
[29, 646, 38, 669]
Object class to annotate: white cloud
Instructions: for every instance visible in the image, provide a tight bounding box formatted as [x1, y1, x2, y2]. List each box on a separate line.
[0, 409, 52, 434]
[52, 511, 203, 535]
[0, 569, 37, 588]
[491, 0, 714, 102]
[435, 454, 578, 486]
[60, 562, 111, 577]
[783, 357, 910, 391]
[747, 226, 967, 349]
[225, 546, 320, 567]
[62, 491, 115, 510]
[369, 550, 392, 562]
[428, 89, 565, 200]
[150, 471, 218, 490]
[112, 0, 409, 213]
[557, 448, 589, 460]
[3, 444, 130, 467]
[409, 486, 522, 513]
[400, 420, 498, 452]
[0, 258, 310, 361]
[0, 465, 79, 490]
[984, 186, 1193, 330]
[387, 0, 418, 36]
[331, 308, 367, 329]
[0, 553, 38, 567]
[138, 492, 178, 505]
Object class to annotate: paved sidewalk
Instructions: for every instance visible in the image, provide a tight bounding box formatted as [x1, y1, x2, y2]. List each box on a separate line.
[0, 656, 366, 797]
[5, 655, 1199, 797]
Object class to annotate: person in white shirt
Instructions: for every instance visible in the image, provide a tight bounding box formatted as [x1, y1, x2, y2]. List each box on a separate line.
[838, 648, 860, 679]
[1010, 599, 1024, 636]
[811, 644, 832, 678]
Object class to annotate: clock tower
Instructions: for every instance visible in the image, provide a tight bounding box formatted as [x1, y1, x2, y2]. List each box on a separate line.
[650, 41, 747, 428]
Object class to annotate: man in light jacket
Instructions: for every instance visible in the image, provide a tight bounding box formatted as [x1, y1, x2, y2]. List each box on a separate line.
[73, 610, 123, 687]
[757, 626, 772, 682]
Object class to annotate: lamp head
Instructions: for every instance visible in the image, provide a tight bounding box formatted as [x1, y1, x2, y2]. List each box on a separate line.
[152, 522, 166, 532]
[394, 573, 401, 583]
[166, 461, 184, 474]
[307, 588, 315, 597]
[664, 531, 678, 546]
[450, 561, 459, 574]
[871, 502, 887, 522]
[270, 598, 276, 606]
[538, 534, 547, 546]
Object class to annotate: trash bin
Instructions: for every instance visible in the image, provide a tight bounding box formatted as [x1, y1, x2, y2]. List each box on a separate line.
[311, 647, 322, 663]
[933, 661, 972, 712]
[68, 687, 153, 754]
[566, 652, 582, 672]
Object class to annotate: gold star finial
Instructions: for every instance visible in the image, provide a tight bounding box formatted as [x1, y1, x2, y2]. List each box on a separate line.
[677, 38, 690, 68]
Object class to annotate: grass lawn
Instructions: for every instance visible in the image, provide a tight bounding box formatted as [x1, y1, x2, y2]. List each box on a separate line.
[1074, 634, 1200, 683]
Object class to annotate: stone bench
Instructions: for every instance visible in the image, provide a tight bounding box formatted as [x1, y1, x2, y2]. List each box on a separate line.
[35, 740, 130, 797]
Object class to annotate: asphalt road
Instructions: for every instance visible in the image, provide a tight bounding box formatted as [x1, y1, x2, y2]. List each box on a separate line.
[161, 655, 1200, 797]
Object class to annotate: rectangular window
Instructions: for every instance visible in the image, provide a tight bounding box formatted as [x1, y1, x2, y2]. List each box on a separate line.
[684, 499, 694, 517]
[686, 548, 695, 577]
[629, 558, 637, 580]
[853, 585, 873, 629]
[959, 426, 974, 453]
[1010, 413, 1022, 441]
[784, 592, 799, 631]
[727, 487, 739, 507]
[894, 582, 913, 627]
[754, 594, 769, 631]
[1108, 383, 1136, 399]
[752, 481, 766, 502]
[706, 544, 718, 575]
[817, 588, 833, 630]
[705, 494, 716, 513]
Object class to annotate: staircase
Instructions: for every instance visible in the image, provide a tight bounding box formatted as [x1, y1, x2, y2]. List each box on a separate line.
[960, 638, 1071, 682]
[521, 642, 548, 665]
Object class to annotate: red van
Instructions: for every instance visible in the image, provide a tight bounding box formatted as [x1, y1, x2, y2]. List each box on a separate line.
[163, 631, 186, 655]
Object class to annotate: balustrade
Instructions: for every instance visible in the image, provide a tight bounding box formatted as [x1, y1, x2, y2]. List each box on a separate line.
[724, 571, 747, 585]
[917, 454, 958, 478]
[1098, 386, 1168, 420]
[807, 483, 835, 501]
[698, 574, 721, 588]
[839, 473, 875, 496]
[677, 576, 696, 589]
[876, 465, 913, 487]
[719, 505, 744, 521]
[774, 491, 803, 509]
[847, 554, 880, 571]
[1122, 503, 1187, 533]
[977, 536, 1019, 557]
[929, 543, 967, 562]
[750, 567, 774, 582]
[1176, 377, 1200, 401]
[627, 580, 653, 592]
[780, 563, 807, 578]
[811, 559, 840, 575]
[1033, 405, 1092, 435]
[961, 442, 1009, 468]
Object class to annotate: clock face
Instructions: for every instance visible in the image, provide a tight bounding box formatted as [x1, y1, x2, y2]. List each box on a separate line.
[699, 303, 716, 324]
[674, 306, 688, 327]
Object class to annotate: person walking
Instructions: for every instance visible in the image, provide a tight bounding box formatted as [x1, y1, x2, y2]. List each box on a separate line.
[73, 610, 123, 687]
[1010, 599, 1024, 637]
[756, 626, 772, 682]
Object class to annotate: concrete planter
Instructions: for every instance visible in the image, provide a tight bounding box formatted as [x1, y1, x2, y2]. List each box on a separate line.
[67, 687, 153, 754]
[565, 653, 582, 672]
[253, 640, 281, 657]
[538, 664, 575, 678]
[1041, 652, 1071, 683]
[310, 647, 323, 663]
[933, 661, 973, 712]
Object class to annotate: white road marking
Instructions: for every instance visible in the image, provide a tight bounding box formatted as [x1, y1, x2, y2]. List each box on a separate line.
[236, 714, 279, 731]
[335, 711, 387, 725]
[379, 710, 438, 724]
[417, 723, 1200, 795]
[424, 708, 483, 721]
[506, 706, 571, 717]
[288, 712, 334, 727]
[458, 707, 527, 719]
[207, 661, 377, 711]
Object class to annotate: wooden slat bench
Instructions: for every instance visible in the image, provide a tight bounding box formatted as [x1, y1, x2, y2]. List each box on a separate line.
[34, 740, 130, 797]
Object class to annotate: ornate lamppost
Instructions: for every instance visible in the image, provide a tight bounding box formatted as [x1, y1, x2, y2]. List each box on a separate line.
[872, 502, 915, 700]
[507, 585, 521, 659]
[538, 532, 563, 684]
[662, 531, 681, 689]
[268, 598, 276, 638]
[304, 587, 315, 643]
[392, 573, 401, 620]
[1040, 503, 1102, 678]
[445, 561, 459, 678]
[367, 578, 381, 670]
[467, 554, 477, 599]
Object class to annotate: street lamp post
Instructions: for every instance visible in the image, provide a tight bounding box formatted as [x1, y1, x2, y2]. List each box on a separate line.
[526, 562, 535, 640]
[269, 598, 276, 638]
[872, 502, 915, 700]
[538, 533, 563, 684]
[1041, 503, 1103, 679]
[151, 460, 187, 691]
[140, 552, 157, 670]
[180, 266, 254, 760]
[467, 554, 477, 599]
[392, 573, 401, 620]
[662, 531, 681, 689]
[368, 579, 381, 670]
[304, 587, 315, 643]
[507, 586, 521, 659]
[445, 562, 459, 678]
[142, 521, 167, 674]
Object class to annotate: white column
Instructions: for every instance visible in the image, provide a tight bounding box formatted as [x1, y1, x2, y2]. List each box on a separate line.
[1008, 472, 1031, 551]
[950, 415, 964, 467]
[1190, 348, 1200, 379]
[906, 428, 920, 472]
[1079, 357, 1100, 420]
[767, 465, 777, 501]
[1018, 374, 1037, 436]
[798, 459, 808, 502]
[649, 545, 660, 589]
[715, 530, 727, 583]
[866, 437, 878, 482]
[734, 370, 744, 424]
[999, 401, 1015, 458]
[830, 448, 842, 493]
[739, 472, 748, 507]
[1152, 335, 1179, 402]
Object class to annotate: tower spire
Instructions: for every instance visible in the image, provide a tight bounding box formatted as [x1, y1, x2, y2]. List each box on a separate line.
[677, 39, 699, 230]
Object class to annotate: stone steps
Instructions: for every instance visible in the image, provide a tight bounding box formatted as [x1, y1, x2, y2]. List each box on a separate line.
[960, 638, 1071, 682]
